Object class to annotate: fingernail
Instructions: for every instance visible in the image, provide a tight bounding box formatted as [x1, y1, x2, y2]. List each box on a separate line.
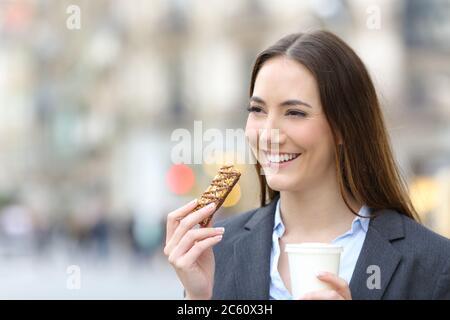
[207, 202, 216, 209]
[316, 271, 328, 278]
[214, 235, 223, 240]
[215, 227, 225, 234]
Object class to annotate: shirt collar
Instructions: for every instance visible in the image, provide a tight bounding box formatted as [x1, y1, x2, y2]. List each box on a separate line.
[356, 205, 371, 233]
[273, 199, 285, 237]
[273, 198, 371, 236]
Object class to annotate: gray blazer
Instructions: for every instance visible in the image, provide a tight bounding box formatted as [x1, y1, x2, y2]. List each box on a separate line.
[211, 196, 450, 299]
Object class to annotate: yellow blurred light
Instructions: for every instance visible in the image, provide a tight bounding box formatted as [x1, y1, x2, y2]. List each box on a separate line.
[203, 151, 246, 177]
[222, 183, 241, 208]
[409, 176, 439, 215]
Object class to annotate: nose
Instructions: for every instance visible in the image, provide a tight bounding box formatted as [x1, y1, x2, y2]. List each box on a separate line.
[258, 116, 286, 151]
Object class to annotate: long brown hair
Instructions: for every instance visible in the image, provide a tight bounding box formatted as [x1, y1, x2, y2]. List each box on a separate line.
[250, 30, 419, 221]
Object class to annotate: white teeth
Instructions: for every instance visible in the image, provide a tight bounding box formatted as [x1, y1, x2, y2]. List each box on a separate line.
[265, 153, 300, 163]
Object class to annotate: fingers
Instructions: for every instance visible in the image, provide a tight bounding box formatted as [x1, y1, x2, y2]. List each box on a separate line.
[299, 289, 345, 300]
[168, 227, 225, 264]
[164, 202, 216, 256]
[297, 273, 352, 300]
[165, 199, 198, 247]
[316, 272, 352, 300]
[176, 234, 223, 269]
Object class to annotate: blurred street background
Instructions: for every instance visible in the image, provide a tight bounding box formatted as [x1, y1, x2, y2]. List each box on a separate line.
[0, 0, 449, 299]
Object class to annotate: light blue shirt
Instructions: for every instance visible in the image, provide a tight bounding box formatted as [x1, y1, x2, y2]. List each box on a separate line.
[269, 199, 371, 300]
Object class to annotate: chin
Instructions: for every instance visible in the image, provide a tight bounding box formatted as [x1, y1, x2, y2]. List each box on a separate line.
[265, 175, 298, 192]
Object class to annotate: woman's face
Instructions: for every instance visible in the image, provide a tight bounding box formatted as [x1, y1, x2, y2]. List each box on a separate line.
[245, 56, 338, 192]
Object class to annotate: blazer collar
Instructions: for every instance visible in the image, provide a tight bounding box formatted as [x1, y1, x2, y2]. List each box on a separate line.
[349, 209, 405, 299]
[233, 196, 278, 299]
[233, 196, 406, 300]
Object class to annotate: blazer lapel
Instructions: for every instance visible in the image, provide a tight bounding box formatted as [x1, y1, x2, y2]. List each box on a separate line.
[349, 209, 405, 299]
[233, 198, 278, 299]
[231, 201, 405, 300]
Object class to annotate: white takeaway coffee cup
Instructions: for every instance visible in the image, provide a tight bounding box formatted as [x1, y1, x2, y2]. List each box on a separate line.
[285, 243, 343, 299]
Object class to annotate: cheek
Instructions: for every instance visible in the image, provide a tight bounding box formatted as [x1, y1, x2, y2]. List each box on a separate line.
[245, 116, 261, 130]
[285, 123, 317, 148]
[245, 117, 260, 146]
[286, 121, 335, 156]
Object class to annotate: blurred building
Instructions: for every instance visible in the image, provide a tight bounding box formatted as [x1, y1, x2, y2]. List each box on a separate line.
[0, 0, 449, 298]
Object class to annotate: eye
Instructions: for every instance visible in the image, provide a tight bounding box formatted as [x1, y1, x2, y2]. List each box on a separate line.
[285, 109, 306, 117]
[246, 105, 265, 114]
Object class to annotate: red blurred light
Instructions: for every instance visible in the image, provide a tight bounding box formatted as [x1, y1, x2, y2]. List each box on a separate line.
[166, 164, 195, 195]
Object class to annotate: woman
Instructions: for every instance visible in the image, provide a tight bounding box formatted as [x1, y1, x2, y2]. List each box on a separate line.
[164, 30, 450, 300]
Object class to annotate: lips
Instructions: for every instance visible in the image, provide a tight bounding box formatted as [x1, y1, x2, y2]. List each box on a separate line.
[262, 151, 301, 164]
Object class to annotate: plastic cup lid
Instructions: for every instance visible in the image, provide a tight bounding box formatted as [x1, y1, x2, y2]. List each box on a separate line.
[285, 242, 343, 254]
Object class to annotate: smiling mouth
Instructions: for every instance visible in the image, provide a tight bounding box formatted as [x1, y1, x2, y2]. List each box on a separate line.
[263, 152, 301, 164]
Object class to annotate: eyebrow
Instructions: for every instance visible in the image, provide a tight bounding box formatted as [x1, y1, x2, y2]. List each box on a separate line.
[250, 96, 312, 108]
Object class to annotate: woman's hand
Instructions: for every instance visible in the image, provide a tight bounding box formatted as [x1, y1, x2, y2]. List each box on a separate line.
[164, 199, 224, 300]
[297, 272, 352, 300]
